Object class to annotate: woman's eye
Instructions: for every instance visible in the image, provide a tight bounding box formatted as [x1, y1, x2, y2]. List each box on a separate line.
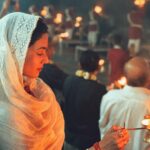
[36, 53, 44, 56]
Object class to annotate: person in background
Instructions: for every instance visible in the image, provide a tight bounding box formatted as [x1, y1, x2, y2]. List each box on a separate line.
[88, 10, 99, 47]
[28, 5, 39, 16]
[0, 12, 64, 149]
[107, 33, 129, 87]
[39, 38, 68, 109]
[0, 0, 20, 18]
[42, 5, 56, 37]
[63, 50, 129, 150]
[99, 56, 150, 150]
[64, 7, 75, 39]
[127, 6, 144, 56]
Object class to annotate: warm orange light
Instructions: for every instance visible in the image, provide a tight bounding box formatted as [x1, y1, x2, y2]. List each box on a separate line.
[117, 76, 127, 86]
[41, 9, 47, 17]
[54, 13, 63, 24]
[113, 76, 127, 89]
[59, 32, 69, 39]
[99, 59, 105, 66]
[142, 119, 150, 126]
[75, 22, 80, 27]
[41, 6, 49, 17]
[94, 5, 103, 14]
[76, 16, 82, 22]
[134, 0, 146, 8]
[74, 16, 82, 27]
[142, 116, 150, 129]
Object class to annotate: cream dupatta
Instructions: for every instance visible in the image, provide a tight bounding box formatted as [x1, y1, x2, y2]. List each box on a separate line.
[0, 12, 64, 149]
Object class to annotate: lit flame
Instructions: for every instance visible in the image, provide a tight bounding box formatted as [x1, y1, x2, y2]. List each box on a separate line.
[117, 76, 127, 86]
[134, 0, 146, 8]
[74, 16, 83, 27]
[76, 16, 82, 22]
[94, 5, 103, 14]
[41, 9, 47, 17]
[142, 118, 150, 129]
[59, 32, 69, 39]
[54, 13, 63, 24]
[75, 22, 80, 27]
[99, 59, 105, 66]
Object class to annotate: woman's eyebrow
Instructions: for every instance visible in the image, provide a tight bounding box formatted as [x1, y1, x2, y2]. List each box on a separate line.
[35, 47, 48, 51]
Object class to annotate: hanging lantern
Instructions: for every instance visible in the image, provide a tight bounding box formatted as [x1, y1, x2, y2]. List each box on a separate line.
[141, 115, 150, 143]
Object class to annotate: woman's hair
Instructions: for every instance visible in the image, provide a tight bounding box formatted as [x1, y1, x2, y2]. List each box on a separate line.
[29, 18, 48, 47]
[79, 50, 100, 72]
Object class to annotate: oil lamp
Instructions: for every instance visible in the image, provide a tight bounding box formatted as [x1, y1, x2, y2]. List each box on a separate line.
[141, 115, 150, 143]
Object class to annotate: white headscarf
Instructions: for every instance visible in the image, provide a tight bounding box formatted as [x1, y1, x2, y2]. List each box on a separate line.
[0, 12, 64, 150]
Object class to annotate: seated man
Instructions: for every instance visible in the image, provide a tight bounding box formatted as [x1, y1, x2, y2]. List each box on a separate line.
[99, 56, 150, 150]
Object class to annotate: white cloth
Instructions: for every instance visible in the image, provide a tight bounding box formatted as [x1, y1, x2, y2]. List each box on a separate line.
[88, 20, 98, 47]
[0, 12, 64, 149]
[128, 39, 141, 53]
[99, 85, 150, 150]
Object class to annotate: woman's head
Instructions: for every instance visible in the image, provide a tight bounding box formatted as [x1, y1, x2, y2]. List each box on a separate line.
[0, 12, 48, 80]
[23, 18, 49, 78]
[79, 50, 100, 72]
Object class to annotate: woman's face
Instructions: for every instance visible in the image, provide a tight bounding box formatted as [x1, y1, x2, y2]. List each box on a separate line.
[23, 33, 49, 78]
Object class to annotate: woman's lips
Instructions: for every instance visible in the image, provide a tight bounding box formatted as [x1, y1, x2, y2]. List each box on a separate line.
[37, 68, 42, 72]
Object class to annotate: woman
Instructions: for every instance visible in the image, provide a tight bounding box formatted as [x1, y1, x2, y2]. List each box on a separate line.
[0, 12, 64, 149]
[0, 12, 129, 150]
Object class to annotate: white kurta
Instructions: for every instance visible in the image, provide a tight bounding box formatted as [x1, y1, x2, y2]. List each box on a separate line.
[99, 85, 150, 150]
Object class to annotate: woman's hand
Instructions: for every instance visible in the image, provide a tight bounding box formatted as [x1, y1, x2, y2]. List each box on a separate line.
[88, 125, 130, 150]
[99, 126, 130, 150]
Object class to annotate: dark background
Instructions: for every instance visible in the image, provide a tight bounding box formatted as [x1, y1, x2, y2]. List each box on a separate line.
[0, 0, 150, 36]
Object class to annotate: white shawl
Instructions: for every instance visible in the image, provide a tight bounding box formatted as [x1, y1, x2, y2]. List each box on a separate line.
[0, 12, 64, 150]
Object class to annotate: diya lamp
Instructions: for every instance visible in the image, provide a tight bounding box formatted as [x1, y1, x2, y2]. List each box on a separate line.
[118, 115, 150, 143]
[110, 76, 127, 90]
[141, 115, 150, 143]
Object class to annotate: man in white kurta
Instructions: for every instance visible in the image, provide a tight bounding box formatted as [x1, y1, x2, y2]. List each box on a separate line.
[99, 57, 150, 150]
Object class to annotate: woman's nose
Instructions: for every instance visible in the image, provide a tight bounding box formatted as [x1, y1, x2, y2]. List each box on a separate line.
[42, 53, 49, 64]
